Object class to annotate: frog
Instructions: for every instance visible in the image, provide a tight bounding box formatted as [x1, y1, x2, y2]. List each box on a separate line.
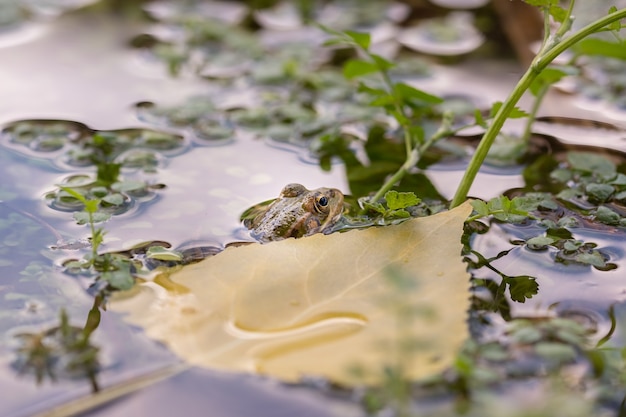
[243, 183, 344, 242]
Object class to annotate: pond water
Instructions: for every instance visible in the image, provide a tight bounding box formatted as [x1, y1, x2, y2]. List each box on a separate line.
[2, 2, 626, 417]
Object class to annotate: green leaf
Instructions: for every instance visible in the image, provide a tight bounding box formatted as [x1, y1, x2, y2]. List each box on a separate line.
[486, 196, 530, 223]
[101, 264, 134, 290]
[523, 1, 567, 22]
[535, 342, 577, 363]
[146, 246, 183, 262]
[550, 168, 572, 183]
[474, 109, 487, 128]
[357, 82, 388, 97]
[509, 323, 542, 343]
[386, 209, 411, 219]
[506, 275, 539, 303]
[585, 183, 614, 203]
[112, 180, 148, 193]
[548, 5, 567, 23]
[608, 6, 621, 32]
[526, 235, 556, 249]
[574, 38, 626, 60]
[73, 211, 111, 225]
[91, 186, 109, 198]
[370, 54, 394, 71]
[362, 200, 386, 215]
[384, 190, 420, 210]
[595, 205, 621, 225]
[317, 24, 344, 39]
[96, 163, 121, 186]
[344, 30, 370, 50]
[92, 228, 106, 249]
[102, 193, 125, 206]
[470, 200, 490, 217]
[393, 83, 443, 105]
[610, 173, 626, 185]
[567, 152, 616, 176]
[513, 193, 557, 211]
[575, 251, 607, 268]
[563, 239, 582, 252]
[528, 67, 572, 96]
[343, 59, 379, 79]
[407, 125, 424, 145]
[523, 0, 557, 7]
[58, 186, 88, 205]
[489, 101, 529, 119]
[546, 227, 573, 241]
[83, 199, 100, 214]
[369, 94, 396, 107]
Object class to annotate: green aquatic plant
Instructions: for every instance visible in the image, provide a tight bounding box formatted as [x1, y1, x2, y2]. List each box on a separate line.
[321, 26, 477, 204]
[320, 2, 626, 208]
[451, 2, 626, 207]
[59, 186, 135, 293]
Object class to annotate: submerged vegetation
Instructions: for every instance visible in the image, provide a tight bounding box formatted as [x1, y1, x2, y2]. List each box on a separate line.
[1, 0, 626, 416]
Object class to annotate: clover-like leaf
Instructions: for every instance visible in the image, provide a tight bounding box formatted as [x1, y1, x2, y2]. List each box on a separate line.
[384, 190, 420, 210]
[506, 275, 539, 303]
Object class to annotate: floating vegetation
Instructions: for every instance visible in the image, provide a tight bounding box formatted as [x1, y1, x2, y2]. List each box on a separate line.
[0, 121, 182, 217]
[136, 99, 235, 145]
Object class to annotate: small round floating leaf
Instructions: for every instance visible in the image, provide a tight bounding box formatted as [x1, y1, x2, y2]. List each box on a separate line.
[146, 246, 183, 262]
[595, 205, 621, 225]
[563, 240, 583, 252]
[91, 187, 109, 198]
[610, 173, 626, 185]
[102, 268, 135, 291]
[509, 325, 542, 344]
[102, 193, 125, 206]
[585, 183, 614, 203]
[575, 251, 607, 268]
[556, 216, 579, 228]
[550, 168, 572, 183]
[112, 181, 148, 193]
[567, 152, 616, 176]
[526, 235, 555, 250]
[535, 342, 577, 363]
[141, 131, 183, 150]
[73, 211, 111, 225]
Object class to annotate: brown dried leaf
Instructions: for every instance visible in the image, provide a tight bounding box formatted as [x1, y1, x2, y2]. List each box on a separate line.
[111, 202, 472, 385]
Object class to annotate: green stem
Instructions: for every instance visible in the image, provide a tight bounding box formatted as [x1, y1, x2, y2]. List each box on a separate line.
[369, 122, 471, 204]
[520, 82, 549, 144]
[450, 69, 536, 207]
[88, 211, 98, 260]
[375, 55, 415, 155]
[554, 0, 576, 40]
[450, 7, 626, 208]
[370, 148, 419, 203]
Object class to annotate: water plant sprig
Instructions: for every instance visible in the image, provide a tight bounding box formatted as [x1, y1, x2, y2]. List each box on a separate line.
[450, 1, 626, 208]
[321, 26, 477, 204]
[59, 186, 135, 292]
[59, 186, 107, 261]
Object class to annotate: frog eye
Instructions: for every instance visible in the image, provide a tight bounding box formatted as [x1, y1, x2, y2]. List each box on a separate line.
[314, 195, 329, 213]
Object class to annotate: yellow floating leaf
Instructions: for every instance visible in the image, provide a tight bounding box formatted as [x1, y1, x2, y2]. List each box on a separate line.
[110, 201, 472, 385]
